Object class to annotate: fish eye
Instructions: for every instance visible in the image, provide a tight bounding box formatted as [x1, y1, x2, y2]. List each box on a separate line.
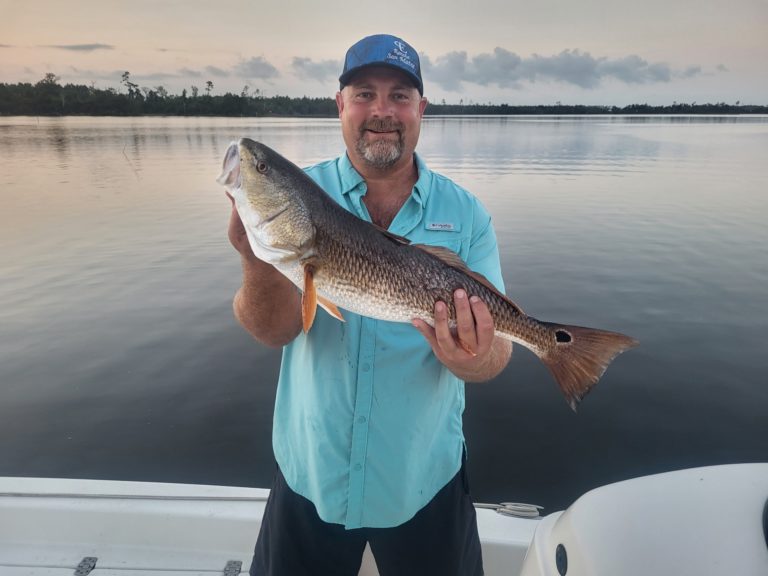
[256, 160, 269, 173]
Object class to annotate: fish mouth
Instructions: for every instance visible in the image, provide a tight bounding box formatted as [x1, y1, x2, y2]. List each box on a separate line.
[216, 141, 241, 190]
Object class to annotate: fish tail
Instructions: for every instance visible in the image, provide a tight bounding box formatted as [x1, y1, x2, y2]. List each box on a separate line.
[538, 323, 638, 411]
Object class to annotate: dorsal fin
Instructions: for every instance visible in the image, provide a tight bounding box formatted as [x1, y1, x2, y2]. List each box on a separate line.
[372, 223, 411, 246]
[413, 244, 467, 269]
[413, 243, 525, 315]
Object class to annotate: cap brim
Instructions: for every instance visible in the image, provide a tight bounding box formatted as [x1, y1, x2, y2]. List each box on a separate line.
[339, 63, 423, 95]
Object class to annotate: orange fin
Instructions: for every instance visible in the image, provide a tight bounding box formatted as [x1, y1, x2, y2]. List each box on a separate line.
[458, 338, 477, 357]
[317, 295, 345, 323]
[302, 265, 317, 333]
[414, 243, 525, 316]
[538, 323, 639, 411]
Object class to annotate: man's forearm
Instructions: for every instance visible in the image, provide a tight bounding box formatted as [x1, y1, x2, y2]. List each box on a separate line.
[233, 256, 302, 348]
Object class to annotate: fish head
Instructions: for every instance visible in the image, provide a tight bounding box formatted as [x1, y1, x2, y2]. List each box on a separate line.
[218, 138, 314, 263]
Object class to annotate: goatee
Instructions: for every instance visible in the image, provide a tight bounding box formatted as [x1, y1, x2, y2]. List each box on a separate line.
[356, 120, 404, 169]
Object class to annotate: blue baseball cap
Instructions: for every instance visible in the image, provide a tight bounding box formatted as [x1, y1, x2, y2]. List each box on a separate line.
[339, 34, 423, 95]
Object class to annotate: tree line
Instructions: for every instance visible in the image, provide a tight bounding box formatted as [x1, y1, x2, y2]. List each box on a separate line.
[1, 73, 766, 117]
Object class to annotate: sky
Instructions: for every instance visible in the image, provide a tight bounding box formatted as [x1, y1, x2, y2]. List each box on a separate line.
[1, 0, 767, 106]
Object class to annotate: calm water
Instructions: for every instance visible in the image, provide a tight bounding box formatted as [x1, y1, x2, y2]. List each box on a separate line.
[1, 115, 766, 511]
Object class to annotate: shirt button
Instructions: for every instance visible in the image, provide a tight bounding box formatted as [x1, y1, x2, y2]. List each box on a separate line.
[361, 363, 370, 372]
[353, 463, 362, 472]
[357, 415, 367, 424]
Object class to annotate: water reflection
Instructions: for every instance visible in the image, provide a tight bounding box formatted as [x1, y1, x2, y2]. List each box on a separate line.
[0, 115, 766, 510]
[420, 116, 669, 179]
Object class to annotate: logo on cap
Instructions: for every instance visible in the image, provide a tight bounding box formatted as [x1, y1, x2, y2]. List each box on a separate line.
[339, 34, 423, 95]
[388, 40, 416, 72]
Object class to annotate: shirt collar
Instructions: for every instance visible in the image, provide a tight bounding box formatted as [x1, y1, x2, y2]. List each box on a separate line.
[338, 152, 433, 207]
[338, 152, 365, 195]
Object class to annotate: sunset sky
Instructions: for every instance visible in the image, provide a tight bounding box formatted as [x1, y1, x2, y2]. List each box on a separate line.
[2, 0, 766, 105]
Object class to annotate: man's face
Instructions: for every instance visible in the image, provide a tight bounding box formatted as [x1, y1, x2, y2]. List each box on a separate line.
[336, 66, 428, 171]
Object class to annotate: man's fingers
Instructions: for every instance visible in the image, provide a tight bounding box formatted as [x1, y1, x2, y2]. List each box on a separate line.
[412, 319, 437, 348]
[453, 290, 477, 355]
[469, 295, 494, 352]
[414, 295, 496, 369]
[229, 204, 245, 234]
[227, 201, 252, 258]
[433, 300, 459, 354]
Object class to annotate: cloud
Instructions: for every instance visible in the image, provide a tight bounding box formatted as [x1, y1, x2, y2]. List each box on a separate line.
[205, 65, 229, 78]
[135, 72, 180, 81]
[0, 44, 13, 48]
[471, 48, 523, 88]
[179, 67, 202, 78]
[592, 54, 672, 85]
[68, 66, 101, 75]
[43, 43, 114, 52]
[421, 52, 469, 91]
[423, 48, 704, 92]
[525, 50, 604, 88]
[291, 57, 341, 82]
[233, 56, 279, 80]
[677, 66, 702, 79]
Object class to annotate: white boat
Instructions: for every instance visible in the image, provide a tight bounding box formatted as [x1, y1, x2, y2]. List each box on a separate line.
[1, 463, 766, 575]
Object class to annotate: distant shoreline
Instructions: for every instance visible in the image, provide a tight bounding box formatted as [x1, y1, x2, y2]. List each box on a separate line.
[3, 106, 768, 118]
[2, 79, 766, 117]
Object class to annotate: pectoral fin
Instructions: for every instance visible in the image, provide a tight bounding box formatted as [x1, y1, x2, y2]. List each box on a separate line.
[318, 296, 345, 323]
[302, 265, 317, 333]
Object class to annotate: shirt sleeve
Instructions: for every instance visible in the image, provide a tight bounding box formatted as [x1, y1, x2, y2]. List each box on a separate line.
[465, 200, 506, 293]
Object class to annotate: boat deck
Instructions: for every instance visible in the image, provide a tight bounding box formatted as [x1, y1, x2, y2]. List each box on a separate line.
[0, 477, 539, 575]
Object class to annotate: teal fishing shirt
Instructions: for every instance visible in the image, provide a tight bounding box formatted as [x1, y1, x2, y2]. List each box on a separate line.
[273, 152, 505, 529]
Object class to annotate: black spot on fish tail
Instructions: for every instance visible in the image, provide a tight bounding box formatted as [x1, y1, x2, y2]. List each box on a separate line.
[555, 330, 572, 343]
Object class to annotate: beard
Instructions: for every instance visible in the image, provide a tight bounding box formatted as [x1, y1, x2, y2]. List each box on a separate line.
[355, 119, 405, 169]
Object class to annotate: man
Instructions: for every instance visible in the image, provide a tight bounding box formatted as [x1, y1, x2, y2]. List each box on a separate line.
[227, 34, 512, 576]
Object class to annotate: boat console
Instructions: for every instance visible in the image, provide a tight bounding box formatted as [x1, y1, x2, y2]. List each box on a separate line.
[519, 464, 768, 576]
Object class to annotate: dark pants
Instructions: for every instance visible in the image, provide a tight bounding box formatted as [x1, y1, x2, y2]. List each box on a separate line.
[250, 462, 483, 576]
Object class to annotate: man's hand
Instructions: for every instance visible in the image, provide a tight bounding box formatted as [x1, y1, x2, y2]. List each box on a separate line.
[226, 192, 255, 259]
[226, 191, 302, 347]
[412, 289, 512, 382]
